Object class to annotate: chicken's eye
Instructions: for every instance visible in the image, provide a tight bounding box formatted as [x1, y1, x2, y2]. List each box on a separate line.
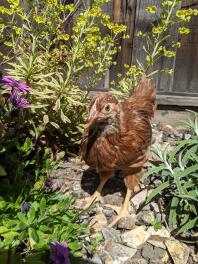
[104, 104, 111, 112]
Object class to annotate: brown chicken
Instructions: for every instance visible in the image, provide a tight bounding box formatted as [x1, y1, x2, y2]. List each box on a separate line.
[80, 77, 156, 227]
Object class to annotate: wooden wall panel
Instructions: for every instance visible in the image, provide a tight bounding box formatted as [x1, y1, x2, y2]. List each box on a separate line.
[172, 0, 198, 96]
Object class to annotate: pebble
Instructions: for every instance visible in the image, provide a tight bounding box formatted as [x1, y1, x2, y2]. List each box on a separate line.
[165, 239, 190, 264]
[89, 213, 108, 233]
[131, 189, 148, 210]
[136, 210, 155, 226]
[102, 227, 122, 243]
[117, 215, 136, 230]
[100, 239, 137, 264]
[121, 226, 150, 249]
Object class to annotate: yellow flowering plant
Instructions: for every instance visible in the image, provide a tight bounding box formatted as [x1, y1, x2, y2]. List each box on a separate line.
[0, 0, 126, 147]
[113, 0, 198, 98]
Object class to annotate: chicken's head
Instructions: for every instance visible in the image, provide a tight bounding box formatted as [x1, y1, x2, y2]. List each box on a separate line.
[86, 93, 119, 128]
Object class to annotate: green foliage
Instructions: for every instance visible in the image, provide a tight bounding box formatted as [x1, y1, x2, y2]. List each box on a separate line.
[145, 111, 198, 234]
[112, 0, 198, 98]
[151, 219, 162, 231]
[0, 0, 126, 147]
[0, 193, 87, 257]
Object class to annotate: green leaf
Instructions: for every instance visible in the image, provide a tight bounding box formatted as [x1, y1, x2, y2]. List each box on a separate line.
[60, 110, 71, 123]
[53, 99, 61, 111]
[17, 212, 27, 225]
[180, 164, 198, 178]
[27, 207, 36, 224]
[146, 181, 170, 203]
[40, 197, 46, 215]
[28, 228, 39, 243]
[0, 164, 7, 176]
[50, 122, 60, 129]
[56, 151, 65, 160]
[168, 196, 179, 227]
[0, 226, 9, 234]
[142, 165, 164, 181]
[43, 115, 49, 124]
[176, 217, 198, 234]
[68, 241, 83, 251]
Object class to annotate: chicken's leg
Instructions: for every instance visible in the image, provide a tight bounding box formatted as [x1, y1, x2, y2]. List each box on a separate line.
[79, 171, 112, 210]
[108, 168, 142, 227]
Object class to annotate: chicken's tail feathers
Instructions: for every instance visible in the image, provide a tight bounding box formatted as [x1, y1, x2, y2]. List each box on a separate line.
[133, 75, 156, 101]
[129, 76, 157, 118]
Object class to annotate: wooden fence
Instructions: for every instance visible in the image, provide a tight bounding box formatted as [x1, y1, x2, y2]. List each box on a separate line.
[100, 0, 198, 107]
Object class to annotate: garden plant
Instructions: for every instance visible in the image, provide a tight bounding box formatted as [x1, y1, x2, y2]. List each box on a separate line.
[0, 0, 198, 262]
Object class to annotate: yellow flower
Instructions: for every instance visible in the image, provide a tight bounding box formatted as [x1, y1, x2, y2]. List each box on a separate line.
[145, 5, 157, 14]
[152, 26, 164, 35]
[33, 14, 46, 24]
[178, 27, 190, 34]
[13, 26, 22, 35]
[163, 49, 176, 57]
[4, 41, 12, 47]
[172, 41, 181, 48]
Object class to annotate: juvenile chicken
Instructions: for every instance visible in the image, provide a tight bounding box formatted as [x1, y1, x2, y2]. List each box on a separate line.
[80, 77, 156, 226]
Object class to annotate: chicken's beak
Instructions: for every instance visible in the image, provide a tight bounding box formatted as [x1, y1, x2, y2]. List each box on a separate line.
[86, 116, 98, 129]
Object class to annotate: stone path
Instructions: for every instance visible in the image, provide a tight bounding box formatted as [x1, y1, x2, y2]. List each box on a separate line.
[47, 124, 198, 264]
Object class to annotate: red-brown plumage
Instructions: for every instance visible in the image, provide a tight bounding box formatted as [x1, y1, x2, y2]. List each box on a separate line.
[81, 77, 156, 172]
[80, 77, 156, 225]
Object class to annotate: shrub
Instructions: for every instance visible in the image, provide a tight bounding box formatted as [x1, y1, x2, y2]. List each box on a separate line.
[0, 0, 126, 148]
[144, 111, 198, 234]
[112, 0, 198, 98]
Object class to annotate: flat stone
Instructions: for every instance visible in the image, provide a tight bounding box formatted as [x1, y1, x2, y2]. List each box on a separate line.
[147, 226, 170, 239]
[131, 189, 148, 210]
[124, 259, 148, 264]
[117, 215, 136, 230]
[142, 243, 154, 260]
[165, 239, 190, 264]
[121, 226, 150, 249]
[91, 254, 103, 264]
[102, 227, 122, 243]
[103, 193, 124, 206]
[136, 210, 155, 226]
[147, 239, 166, 249]
[100, 239, 137, 264]
[89, 213, 108, 233]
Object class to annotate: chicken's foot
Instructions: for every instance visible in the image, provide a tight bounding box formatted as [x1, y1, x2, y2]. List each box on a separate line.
[108, 188, 132, 227]
[76, 172, 112, 210]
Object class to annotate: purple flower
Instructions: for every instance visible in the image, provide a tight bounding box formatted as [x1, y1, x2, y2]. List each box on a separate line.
[1, 76, 30, 94]
[10, 91, 30, 109]
[49, 241, 71, 264]
[21, 202, 31, 213]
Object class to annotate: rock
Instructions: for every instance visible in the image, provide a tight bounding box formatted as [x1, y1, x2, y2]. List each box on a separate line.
[150, 202, 160, 215]
[125, 258, 148, 264]
[89, 213, 108, 233]
[147, 239, 166, 249]
[184, 133, 191, 140]
[136, 210, 155, 226]
[131, 189, 148, 210]
[161, 125, 174, 133]
[91, 254, 103, 264]
[102, 206, 116, 218]
[165, 239, 190, 264]
[141, 243, 154, 260]
[147, 226, 170, 239]
[121, 226, 150, 249]
[152, 246, 167, 260]
[100, 239, 137, 264]
[141, 243, 166, 264]
[117, 215, 136, 230]
[102, 227, 122, 243]
[103, 193, 124, 206]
